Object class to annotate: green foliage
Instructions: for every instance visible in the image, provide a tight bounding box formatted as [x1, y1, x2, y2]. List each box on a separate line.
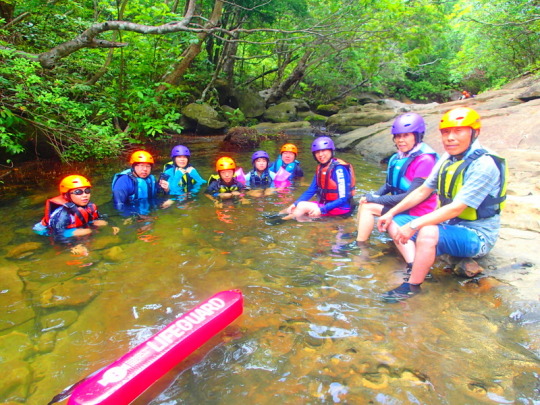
[0, 107, 25, 154]
[120, 85, 183, 138]
[223, 108, 246, 127]
[0, 0, 537, 163]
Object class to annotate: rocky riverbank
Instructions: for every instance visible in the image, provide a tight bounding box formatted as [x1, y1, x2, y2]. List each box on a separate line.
[333, 76, 540, 351]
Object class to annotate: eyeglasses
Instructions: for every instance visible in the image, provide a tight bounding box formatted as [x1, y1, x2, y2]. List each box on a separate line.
[70, 188, 92, 195]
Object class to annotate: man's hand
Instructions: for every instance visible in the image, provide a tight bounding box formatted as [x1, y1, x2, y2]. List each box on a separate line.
[377, 212, 394, 232]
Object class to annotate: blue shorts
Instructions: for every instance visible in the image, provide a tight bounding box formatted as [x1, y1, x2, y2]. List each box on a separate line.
[393, 214, 483, 258]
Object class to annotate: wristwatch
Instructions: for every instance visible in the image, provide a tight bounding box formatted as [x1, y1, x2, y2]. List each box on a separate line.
[409, 219, 421, 230]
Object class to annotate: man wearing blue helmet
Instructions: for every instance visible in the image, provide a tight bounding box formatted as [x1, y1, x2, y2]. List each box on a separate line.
[279, 136, 356, 221]
[159, 145, 205, 198]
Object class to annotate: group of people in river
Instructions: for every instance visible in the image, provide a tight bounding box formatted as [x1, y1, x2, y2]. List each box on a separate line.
[33, 107, 507, 303]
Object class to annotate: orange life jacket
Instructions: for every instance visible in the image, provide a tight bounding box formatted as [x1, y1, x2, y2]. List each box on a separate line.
[316, 158, 356, 203]
[41, 195, 99, 229]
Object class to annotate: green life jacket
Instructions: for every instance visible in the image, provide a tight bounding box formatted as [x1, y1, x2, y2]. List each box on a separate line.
[437, 149, 507, 220]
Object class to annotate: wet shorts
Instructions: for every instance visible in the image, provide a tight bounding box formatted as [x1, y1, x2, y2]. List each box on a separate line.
[393, 214, 485, 258]
[317, 203, 351, 217]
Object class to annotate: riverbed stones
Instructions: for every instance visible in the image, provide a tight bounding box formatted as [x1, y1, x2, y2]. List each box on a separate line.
[5, 241, 43, 259]
[0, 264, 35, 331]
[1, 359, 32, 402]
[102, 245, 127, 262]
[39, 276, 101, 308]
[40, 309, 79, 331]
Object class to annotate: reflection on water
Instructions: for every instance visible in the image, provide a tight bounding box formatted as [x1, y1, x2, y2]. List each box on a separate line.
[1, 135, 539, 404]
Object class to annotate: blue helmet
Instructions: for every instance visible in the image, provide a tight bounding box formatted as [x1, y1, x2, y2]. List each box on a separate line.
[171, 145, 191, 159]
[311, 136, 335, 153]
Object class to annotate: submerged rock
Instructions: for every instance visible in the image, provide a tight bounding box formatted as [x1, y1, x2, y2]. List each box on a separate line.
[39, 276, 101, 308]
[0, 264, 35, 331]
[5, 242, 42, 259]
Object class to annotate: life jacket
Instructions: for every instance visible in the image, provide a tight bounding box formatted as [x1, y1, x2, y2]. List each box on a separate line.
[163, 162, 196, 193]
[41, 195, 98, 229]
[112, 169, 156, 201]
[247, 169, 272, 188]
[207, 175, 241, 193]
[270, 157, 301, 176]
[386, 143, 438, 195]
[437, 149, 507, 220]
[316, 158, 356, 203]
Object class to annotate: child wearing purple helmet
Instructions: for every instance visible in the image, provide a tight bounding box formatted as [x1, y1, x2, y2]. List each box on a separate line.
[244, 150, 277, 197]
[342, 113, 438, 258]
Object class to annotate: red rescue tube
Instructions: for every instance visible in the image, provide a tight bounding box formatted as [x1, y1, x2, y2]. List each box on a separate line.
[68, 290, 243, 405]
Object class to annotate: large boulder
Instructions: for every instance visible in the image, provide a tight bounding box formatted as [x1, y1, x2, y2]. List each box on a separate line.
[181, 103, 228, 134]
[263, 102, 298, 123]
[326, 111, 397, 133]
[234, 89, 266, 118]
[517, 83, 540, 102]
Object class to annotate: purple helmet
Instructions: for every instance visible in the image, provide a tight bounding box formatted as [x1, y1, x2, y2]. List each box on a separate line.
[252, 150, 270, 164]
[391, 113, 426, 143]
[311, 136, 335, 153]
[171, 145, 191, 159]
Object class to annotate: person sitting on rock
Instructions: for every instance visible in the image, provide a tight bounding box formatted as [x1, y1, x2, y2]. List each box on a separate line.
[377, 107, 507, 302]
[341, 113, 438, 259]
[33, 175, 107, 241]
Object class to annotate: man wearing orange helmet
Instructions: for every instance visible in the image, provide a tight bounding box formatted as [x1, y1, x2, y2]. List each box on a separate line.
[112, 150, 157, 213]
[268, 143, 304, 179]
[377, 107, 507, 302]
[205, 157, 246, 202]
[33, 175, 107, 240]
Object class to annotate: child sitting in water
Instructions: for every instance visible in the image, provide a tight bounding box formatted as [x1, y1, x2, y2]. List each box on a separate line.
[159, 145, 205, 195]
[159, 145, 205, 208]
[244, 150, 276, 197]
[205, 157, 246, 205]
[269, 143, 304, 180]
[33, 175, 108, 241]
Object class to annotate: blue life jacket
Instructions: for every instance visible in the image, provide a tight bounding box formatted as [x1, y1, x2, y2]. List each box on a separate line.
[163, 162, 196, 194]
[386, 143, 438, 195]
[112, 169, 156, 201]
[269, 157, 301, 176]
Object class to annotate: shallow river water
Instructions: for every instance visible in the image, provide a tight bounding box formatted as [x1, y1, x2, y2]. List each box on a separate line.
[1, 134, 539, 404]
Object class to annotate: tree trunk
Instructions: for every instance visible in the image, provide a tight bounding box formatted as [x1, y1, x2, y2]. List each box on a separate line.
[266, 48, 314, 105]
[0, 1, 14, 23]
[158, 0, 223, 90]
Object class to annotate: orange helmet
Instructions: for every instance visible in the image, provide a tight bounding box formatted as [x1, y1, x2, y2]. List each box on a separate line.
[280, 143, 298, 155]
[216, 157, 236, 171]
[129, 150, 154, 165]
[440, 107, 481, 130]
[59, 175, 92, 194]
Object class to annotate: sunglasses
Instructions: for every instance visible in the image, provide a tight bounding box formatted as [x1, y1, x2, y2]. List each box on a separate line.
[70, 188, 92, 195]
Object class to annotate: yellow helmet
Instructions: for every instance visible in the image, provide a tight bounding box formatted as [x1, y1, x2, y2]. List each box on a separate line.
[216, 157, 236, 171]
[59, 175, 91, 194]
[439, 107, 481, 130]
[280, 143, 298, 155]
[129, 150, 154, 165]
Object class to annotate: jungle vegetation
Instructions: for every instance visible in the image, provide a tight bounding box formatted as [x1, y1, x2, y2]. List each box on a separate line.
[0, 0, 539, 161]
